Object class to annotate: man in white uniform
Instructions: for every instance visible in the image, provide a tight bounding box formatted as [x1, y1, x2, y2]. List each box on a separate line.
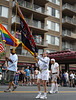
[35, 52, 50, 99]
[4, 49, 18, 92]
[49, 58, 59, 94]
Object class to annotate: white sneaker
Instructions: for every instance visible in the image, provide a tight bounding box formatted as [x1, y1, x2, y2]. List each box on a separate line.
[48, 91, 53, 94]
[53, 91, 59, 94]
[35, 93, 41, 99]
[40, 95, 47, 99]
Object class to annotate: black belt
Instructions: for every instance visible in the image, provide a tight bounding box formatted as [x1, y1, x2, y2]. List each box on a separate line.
[52, 72, 57, 74]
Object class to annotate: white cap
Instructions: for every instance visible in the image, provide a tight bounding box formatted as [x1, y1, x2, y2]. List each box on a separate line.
[51, 58, 55, 62]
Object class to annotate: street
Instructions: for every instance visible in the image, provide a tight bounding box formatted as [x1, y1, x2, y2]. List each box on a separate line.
[0, 86, 76, 100]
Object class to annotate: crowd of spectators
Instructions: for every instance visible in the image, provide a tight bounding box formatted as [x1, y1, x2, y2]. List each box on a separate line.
[0, 62, 76, 87]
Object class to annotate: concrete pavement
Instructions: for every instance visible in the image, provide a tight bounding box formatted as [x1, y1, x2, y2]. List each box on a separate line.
[0, 85, 76, 100]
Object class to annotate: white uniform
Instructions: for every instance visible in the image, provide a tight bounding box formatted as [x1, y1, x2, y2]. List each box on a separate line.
[51, 62, 59, 82]
[37, 56, 50, 81]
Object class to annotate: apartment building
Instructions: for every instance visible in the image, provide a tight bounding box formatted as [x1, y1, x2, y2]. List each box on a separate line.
[0, 0, 62, 66]
[62, 0, 76, 51]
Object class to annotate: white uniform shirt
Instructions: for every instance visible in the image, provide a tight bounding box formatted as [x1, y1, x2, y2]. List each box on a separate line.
[51, 62, 59, 73]
[7, 54, 18, 72]
[37, 56, 50, 71]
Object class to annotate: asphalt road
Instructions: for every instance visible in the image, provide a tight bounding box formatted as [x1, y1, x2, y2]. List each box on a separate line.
[0, 85, 76, 100]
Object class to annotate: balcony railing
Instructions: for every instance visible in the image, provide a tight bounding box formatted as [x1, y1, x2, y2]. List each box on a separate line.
[62, 16, 76, 25]
[33, 36, 48, 46]
[12, 16, 45, 29]
[62, 3, 76, 12]
[47, 0, 60, 6]
[13, 1, 45, 14]
[62, 47, 74, 51]
[62, 30, 71, 36]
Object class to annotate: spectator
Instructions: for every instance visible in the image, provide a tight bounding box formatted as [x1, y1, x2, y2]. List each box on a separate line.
[65, 71, 69, 87]
[1, 62, 7, 84]
[14, 67, 20, 86]
[40, 35, 42, 45]
[59, 71, 63, 86]
[16, 30, 19, 39]
[19, 67, 25, 86]
[70, 71, 75, 87]
[34, 67, 39, 84]
[63, 71, 66, 87]
[30, 65, 34, 85]
[25, 66, 31, 86]
[0, 67, 2, 81]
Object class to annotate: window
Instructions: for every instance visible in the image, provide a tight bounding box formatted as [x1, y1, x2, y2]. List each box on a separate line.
[46, 35, 51, 44]
[55, 10, 60, 18]
[38, 49, 43, 55]
[47, 20, 51, 29]
[56, 0, 60, 5]
[52, 8, 55, 16]
[0, 6, 9, 18]
[46, 50, 56, 53]
[51, 21, 55, 31]
[55, 23, 59, 32]
[51, 36, 55, 45]
[47, 6, 51, 16]
[52, 0, 56, 3]
[46, 50, 51, 53]
[46, 35, 60, 46]
[47, 20, 60, 32]
[55, 37, 59, 46]
[47, 6, 60, 18]
[48, 0, 60, 5]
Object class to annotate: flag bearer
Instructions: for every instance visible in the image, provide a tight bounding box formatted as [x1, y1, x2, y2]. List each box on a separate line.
[35, 52, 50, 99]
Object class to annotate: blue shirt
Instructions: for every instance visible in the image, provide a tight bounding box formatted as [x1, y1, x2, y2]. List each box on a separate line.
[8, 54, 18, 72]
[25, 69, 30, 76]
[63, 73, 65, 80]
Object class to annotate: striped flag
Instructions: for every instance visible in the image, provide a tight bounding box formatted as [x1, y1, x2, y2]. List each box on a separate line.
[16, 2, 38, 58]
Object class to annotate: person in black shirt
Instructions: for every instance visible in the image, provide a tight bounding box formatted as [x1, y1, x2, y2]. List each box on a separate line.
[1, 62, 7, 84]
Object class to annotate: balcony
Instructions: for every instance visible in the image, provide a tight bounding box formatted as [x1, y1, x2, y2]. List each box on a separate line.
[62, 46, 74, 51]
[13, 1, 48, 20]
[63, 0, 76, 5]
[12, 16, 48, 34]
[11, 29, 48, 48]
[33, 36, 48, 48]
[62, 30, 76, 41]
[47, 0, 60, 6]
[62, 16, 76, 29]
[62, 3, 76, 17]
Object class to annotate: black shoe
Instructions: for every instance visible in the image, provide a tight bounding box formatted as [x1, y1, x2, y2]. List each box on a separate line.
[12, 86, 17, 91]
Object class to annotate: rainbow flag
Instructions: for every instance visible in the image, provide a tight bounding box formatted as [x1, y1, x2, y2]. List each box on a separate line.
[0, 23, 21, 47]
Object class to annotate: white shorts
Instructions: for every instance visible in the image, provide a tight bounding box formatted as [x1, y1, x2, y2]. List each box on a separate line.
[38, 70, 49, 81]
[52, 74, 57, 82]
[31, 74, 34, 79]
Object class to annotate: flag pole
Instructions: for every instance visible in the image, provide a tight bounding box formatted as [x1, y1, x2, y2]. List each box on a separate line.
[15, 0, 17, 37]
[13, 0, 18, 52]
